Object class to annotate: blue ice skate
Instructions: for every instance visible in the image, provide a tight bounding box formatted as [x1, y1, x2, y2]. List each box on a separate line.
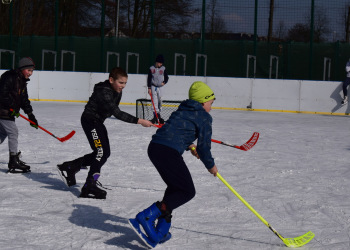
[156, 217, 172, 243]
[128, 218, 171, 248]
[128, 218, 157, 248]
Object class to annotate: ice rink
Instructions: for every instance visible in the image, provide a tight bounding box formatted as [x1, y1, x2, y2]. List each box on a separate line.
[0, 101, 349, 249]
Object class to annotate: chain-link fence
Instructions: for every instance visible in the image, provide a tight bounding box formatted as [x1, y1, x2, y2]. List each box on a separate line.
[1, 0, 350, 81]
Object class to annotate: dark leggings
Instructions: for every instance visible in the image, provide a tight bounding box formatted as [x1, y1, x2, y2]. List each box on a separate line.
[343, 77, 350, 97]
[148, 142, 196, 212]
[81, 115, 111, 177]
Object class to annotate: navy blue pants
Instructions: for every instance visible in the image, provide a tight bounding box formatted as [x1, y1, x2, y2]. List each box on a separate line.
[81, 115, 111, 177]
[148, 142, 196, 212]
[343, 77, 350, 97]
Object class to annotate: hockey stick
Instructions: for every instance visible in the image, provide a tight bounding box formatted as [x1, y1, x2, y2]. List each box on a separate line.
[153, 126, 259, 152]
[149, 92, 162, 125]
[11, 110, 76, 142]
[211, 132, 259, 151]
[217, 172, 314, 248]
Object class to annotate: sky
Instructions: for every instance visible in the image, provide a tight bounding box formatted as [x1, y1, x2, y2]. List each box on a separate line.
[0, 101, 350, 249]
[191, 0, 350, 41]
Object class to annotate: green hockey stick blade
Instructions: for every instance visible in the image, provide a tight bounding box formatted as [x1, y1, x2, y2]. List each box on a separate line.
[282, 231, 315, 248]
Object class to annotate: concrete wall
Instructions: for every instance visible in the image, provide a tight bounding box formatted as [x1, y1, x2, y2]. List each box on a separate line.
[0, 69, 347, 115]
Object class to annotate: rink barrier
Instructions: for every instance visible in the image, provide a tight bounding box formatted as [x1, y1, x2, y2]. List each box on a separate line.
[28, 98, 349, 116]
[0, 69, 347, 116]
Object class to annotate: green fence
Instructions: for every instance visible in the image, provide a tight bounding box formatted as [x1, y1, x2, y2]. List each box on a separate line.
[1, 1, 350, 81]
[1, 35, 350, 81]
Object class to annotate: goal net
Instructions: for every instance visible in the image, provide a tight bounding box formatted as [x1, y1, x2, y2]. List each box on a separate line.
[136, 99, 182, 121]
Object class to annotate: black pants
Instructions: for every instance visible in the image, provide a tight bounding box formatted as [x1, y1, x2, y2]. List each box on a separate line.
[81, 115, 111, 178]
[148, 142, 196, 212]
[343, 77, 350, 97]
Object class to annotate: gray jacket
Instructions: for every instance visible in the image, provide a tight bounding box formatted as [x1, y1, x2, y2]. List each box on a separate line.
[147, 66, 169, 88]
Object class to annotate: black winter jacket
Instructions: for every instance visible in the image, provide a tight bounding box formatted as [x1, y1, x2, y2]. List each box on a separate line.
[0, 69, 33, 121]
[82, 80, 139, 124]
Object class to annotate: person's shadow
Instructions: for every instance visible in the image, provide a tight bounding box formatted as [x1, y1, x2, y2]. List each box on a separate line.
[330, 83, 350, 114]
[69, 204, 147, 249]
[2, 160, 84, 196]
[0, 160, 76, 193]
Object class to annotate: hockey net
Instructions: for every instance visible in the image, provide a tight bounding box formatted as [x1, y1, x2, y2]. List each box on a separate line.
[136, 99, 182, 121]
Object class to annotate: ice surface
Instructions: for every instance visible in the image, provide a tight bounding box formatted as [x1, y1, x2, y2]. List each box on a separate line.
[0, 101, 349, 249]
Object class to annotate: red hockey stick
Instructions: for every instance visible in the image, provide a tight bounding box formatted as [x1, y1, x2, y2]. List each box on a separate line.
[211, 132, 259, 151]
[11, 109, 75, 142]
[149, 93, 161, 125]
[154, 124, 259, 151]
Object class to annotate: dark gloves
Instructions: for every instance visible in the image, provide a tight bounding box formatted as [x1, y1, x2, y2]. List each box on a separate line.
[9, 109, 19, 118]
[28, 113, 38, 129]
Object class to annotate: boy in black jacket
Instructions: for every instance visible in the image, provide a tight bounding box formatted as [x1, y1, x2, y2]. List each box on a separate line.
[57, 67, 153, 199]
[0, 57, 39, 173]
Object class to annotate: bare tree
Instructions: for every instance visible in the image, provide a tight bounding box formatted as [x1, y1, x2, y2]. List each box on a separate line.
[206, 0, 226, 39]
[119, 0, 195, 38]
[286, 23, 310, 42]
[274, 20, 287, 40]
[287, 6, 330, 42]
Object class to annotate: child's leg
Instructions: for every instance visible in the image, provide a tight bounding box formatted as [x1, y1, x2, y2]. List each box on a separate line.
[157, 87, 163, 113]
[0, 120, 9, 144]
[148, 142, 195, 211]
[343, 77, 350, 97]
[0, 119, 18, 153]
[81, 116, 111, 177]
[151, 86, 160, 113]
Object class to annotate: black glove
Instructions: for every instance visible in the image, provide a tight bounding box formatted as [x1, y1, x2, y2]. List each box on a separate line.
[28, 113, 38, 129]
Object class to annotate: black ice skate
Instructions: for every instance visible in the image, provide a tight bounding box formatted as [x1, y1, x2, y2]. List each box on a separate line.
[150, 116, 157, 124]
[158, 114, 165, 124]
[79, 173, 107, 199]
[57, 158, 83, 187]
[341, 96, 348, 105]
[8, 152, 31, 174]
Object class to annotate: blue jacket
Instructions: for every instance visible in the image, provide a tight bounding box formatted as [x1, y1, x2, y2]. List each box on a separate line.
[151, 99, 215, 169]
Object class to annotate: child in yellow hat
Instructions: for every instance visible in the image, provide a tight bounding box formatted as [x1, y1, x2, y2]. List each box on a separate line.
[129, 81, 218, 248]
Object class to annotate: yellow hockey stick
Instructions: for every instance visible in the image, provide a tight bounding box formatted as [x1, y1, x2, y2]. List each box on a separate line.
[217, 173, 314, 248]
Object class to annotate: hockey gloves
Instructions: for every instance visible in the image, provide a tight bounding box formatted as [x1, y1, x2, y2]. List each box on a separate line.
[9, 109, 20, 118]
[28, 113, 39, 129]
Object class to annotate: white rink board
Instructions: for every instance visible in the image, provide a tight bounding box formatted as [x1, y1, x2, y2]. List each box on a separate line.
[208, 77, 252, 109]
[300, 80, 346, 113]
[253, 79, 300, 111]
[0, 69, 346, 114]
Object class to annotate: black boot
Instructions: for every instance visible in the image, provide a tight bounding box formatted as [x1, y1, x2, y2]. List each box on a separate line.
[17, 151, 30, 169]
[158, 114, 165, 124]
[57, 157, 84, 187]
[150, 113, 157, 124]
[8, 152, 31, 173]
[79, 173, 107, 199]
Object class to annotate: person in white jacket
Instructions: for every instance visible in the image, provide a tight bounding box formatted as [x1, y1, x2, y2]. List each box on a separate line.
[341, 61, 350, 105]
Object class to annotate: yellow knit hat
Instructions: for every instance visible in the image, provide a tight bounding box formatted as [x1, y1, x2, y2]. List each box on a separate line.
[188, 81, 215, 103]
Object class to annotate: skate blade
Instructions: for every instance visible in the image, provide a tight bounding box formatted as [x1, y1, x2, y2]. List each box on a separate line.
[128, 218, 157, 248]
[7, 169, 31, 174]
[79, 193, 106, 199]
[56, 165, 70, 187]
